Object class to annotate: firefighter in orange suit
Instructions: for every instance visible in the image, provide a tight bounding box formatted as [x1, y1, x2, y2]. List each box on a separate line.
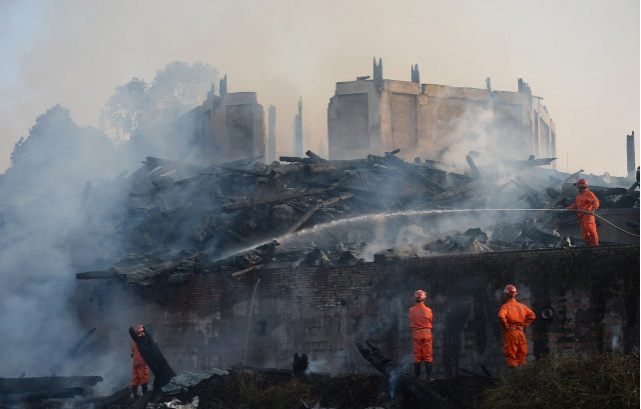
[566, 178, 600, 246]
[498, 285, 536, 368]
[409, 289, 433, 379]
[131, 324, 150, 398]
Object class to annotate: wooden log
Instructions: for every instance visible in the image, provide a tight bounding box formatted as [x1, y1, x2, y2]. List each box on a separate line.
[129, 327, 177, 392]
[279, 156, 318, 164]
[3, 387, 85, 403]
[305, 150, 326, 162]
[223, 188, 328, 210]
[304, 159, 371, 174]
[225, 230, 254, 245]
[217, 166, 270, 177]
[271, 162, 305, 178]
[286, 204, 322, 234]
[231, 265, 262, 278]
[75, 269, 126, 280]
[465, 155, 481, 178]
[0, 376, 103, 395]
[286, 193, 353, 234]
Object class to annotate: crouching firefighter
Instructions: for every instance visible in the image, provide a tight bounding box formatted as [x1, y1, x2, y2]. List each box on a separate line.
[131, 324, 150, 398]
[409, 289, 433, 380]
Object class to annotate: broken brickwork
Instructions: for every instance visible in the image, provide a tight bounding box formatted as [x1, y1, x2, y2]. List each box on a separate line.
[75, 243, 639, 383]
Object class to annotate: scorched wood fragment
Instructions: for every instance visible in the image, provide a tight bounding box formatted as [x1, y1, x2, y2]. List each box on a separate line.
[223, 188, 329, 210]
[356, 341, 452, 408]
[0, 376, 103, 395]
[286, 193, 353, 234]
[304, 150, 326, 162]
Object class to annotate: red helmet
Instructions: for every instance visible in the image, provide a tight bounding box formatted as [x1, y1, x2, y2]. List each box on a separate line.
[414, 290, 427, 301]
[136, 325, 145, 332]
[576, 178, 588, 188]
[503, 285, 518, 295]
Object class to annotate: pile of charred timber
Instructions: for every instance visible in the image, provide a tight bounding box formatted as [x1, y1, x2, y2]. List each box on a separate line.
[0, 376, 106, 408]
[76, 150, 639, 291]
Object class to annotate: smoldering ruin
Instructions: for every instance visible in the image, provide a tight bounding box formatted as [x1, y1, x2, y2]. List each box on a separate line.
[0, 61, 639, 409]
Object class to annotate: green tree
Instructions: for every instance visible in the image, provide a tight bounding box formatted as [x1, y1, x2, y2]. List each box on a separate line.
[99, 77, 149, 142]
[101, 61, 219, 160]
[9, 104, 119, 185]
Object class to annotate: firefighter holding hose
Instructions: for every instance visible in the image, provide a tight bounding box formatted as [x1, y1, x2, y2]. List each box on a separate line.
[566, 178, 600, 246]
[498, 285, 536, 368]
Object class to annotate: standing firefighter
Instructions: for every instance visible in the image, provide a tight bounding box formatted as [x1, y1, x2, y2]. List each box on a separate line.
[498, 285, 536, 368]
[131, 324, 150, 398]
[409, 289, 433, 379]
[566, 178, 600, 246]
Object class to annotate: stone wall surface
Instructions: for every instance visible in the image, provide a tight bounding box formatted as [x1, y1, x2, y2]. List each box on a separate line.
[76, 244, 639, 381]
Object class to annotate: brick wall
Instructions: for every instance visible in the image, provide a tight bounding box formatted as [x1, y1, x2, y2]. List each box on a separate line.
[76, 244, 639, 381]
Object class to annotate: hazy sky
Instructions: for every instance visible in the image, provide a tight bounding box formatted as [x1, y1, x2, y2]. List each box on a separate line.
[1, 0, 639, 176]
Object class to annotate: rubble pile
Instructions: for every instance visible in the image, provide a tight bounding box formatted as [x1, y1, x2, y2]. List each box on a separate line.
[77, 150, 638, 284]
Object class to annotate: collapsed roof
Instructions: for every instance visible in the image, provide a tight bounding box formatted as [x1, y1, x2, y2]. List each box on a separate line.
[76, 150, 639, 289]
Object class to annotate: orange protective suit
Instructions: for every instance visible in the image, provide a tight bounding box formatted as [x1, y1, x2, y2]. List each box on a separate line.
[498, 298, 536, 368]
[409, 302, 433, 363]
[568, 189, 600, 246]
[131, 341, 150, 386]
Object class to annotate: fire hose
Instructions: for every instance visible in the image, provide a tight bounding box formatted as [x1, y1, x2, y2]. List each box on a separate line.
[558, 208, 640, 238]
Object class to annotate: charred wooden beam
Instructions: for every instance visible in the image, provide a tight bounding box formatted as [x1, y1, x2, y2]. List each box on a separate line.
[304, 159, 370, 174]
[76, 269, 126, 280]
[368, 151, 446, 193]
[0, 376, 103, 395]
[2, 387, 85, 404]
[216, 166, 270, 177]
[66, 328, 96, 358]
[356, 341, 451, 408]
[305, 150, 326, 162]
[225, 229, 254, 245]
[286, 193, 353, 234]
[432, 183, 474, 201]
[287, 204, 322, 234]
[231, 265, 262, 278]
[279, 156, 319, 164]
[465, 155, 481, 178]
[271, 162, 305, 178]
[119, 257, 197, 285]
[223, 188, 329, 210]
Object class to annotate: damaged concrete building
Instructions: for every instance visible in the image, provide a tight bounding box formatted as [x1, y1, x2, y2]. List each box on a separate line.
[171, 57, 557, 170]
[176, 75, 266, 166]
[328, 58, 556, 165]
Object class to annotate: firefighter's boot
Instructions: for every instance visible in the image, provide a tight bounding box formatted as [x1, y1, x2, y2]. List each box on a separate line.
[141, 383, 148, 394]
[131, 385, 139, 399]
[425, 362, 433, 380]
[413, 363, 422, 379]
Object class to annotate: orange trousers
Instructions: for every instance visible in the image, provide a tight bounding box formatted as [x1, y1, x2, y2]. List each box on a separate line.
[412, 330, 433, 363]
[579, 216, 599, 246]
[132, 362, 150, 386]
[503, 329, 527, 367]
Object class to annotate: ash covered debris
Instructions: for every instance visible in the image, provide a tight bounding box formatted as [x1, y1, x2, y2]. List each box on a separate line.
[76, 150, 638, 288]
